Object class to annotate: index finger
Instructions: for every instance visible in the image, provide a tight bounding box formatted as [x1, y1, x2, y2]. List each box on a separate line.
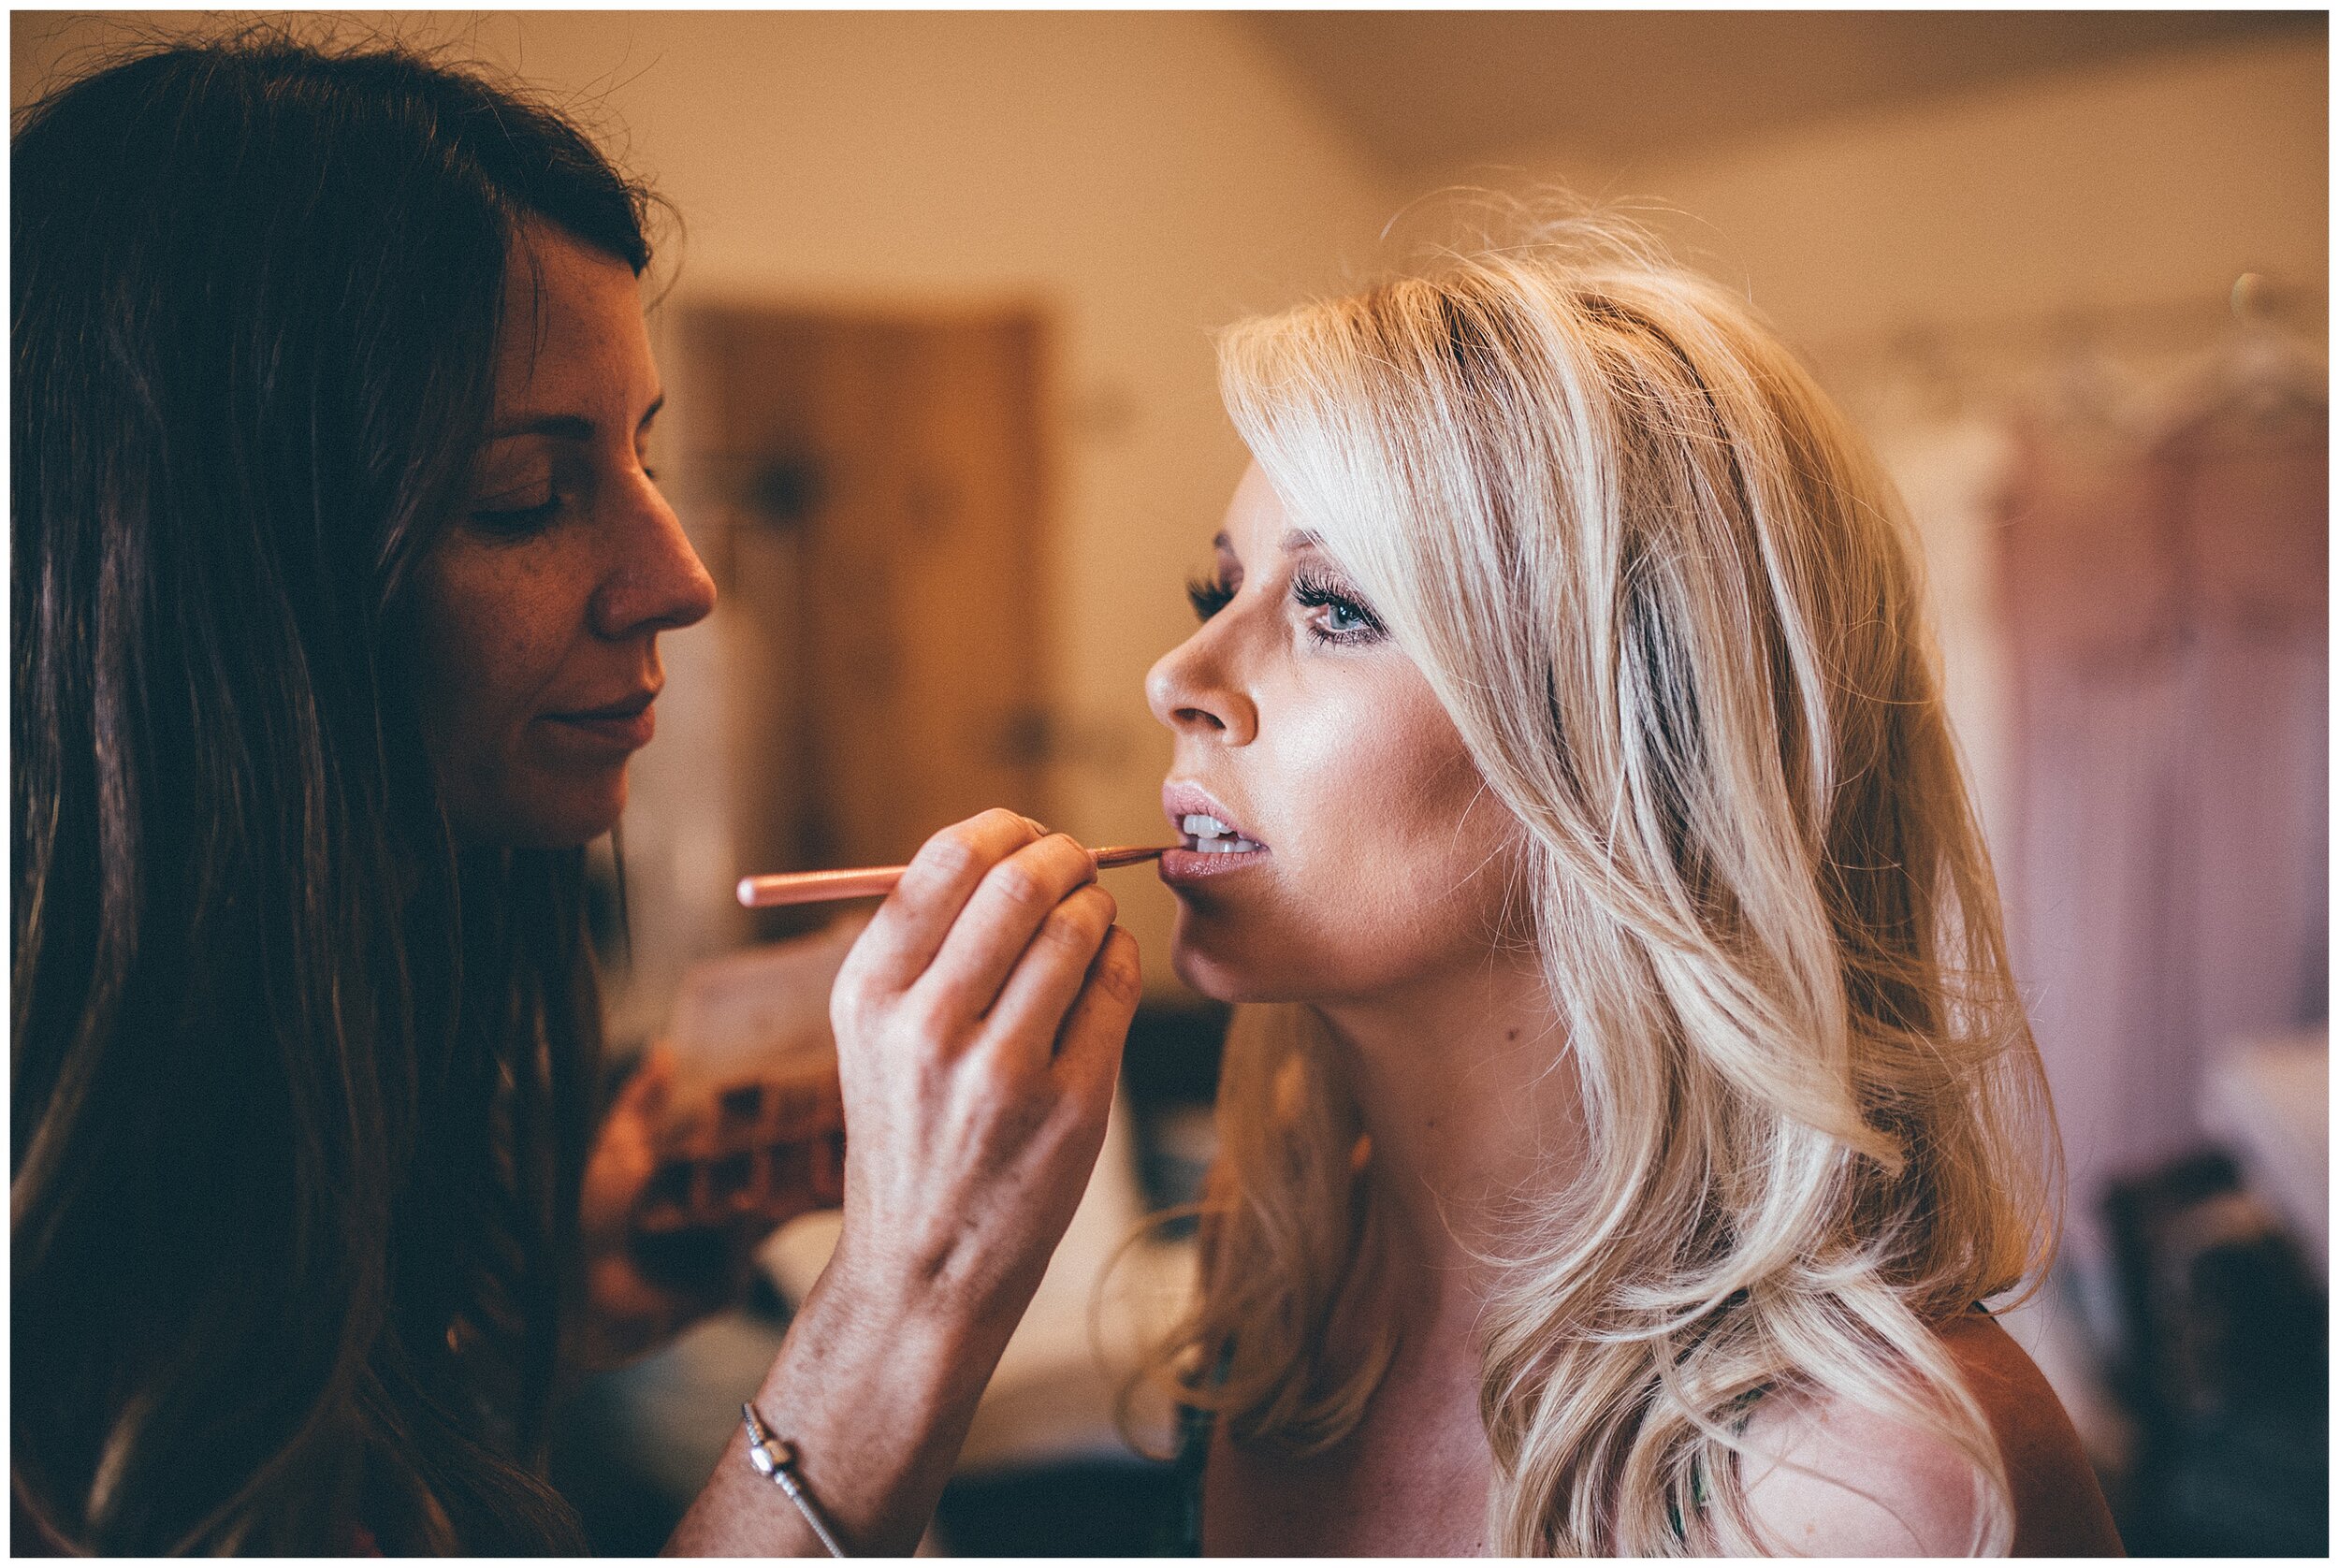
[836, 808, 1045, 998]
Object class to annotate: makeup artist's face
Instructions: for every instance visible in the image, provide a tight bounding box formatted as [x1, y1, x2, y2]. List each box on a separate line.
[1146, 464, 1522, 1004]
[414, 222, 716, 848]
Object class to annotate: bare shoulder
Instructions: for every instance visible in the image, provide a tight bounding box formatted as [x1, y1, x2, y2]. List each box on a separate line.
[1736, 1372, 1991, 1555]
[1738, 1313, 2123, 1556]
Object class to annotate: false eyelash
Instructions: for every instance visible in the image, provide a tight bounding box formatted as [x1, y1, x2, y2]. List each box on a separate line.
[1187, 571, 1236, 621]
[1290, 569, 1387, 636]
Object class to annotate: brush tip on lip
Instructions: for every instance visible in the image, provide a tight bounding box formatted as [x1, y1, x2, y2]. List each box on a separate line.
[1090, 844, 1176, 868]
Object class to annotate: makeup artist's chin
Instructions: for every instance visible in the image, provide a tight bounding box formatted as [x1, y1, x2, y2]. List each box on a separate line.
[439, 753, 633, 849]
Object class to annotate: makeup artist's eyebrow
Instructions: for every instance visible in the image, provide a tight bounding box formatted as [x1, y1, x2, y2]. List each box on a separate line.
[488, 413, 596, 442]
[487, 395, 666, 443]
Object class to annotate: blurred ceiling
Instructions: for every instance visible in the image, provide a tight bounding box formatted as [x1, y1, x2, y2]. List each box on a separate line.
[1241, 10, 2326, 178]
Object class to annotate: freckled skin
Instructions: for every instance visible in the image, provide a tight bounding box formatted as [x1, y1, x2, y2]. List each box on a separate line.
[1146, 464, 1524, 1007]
[413, 222, 716, 849]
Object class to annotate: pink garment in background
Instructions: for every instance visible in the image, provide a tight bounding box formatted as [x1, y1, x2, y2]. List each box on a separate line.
[1996, 403, 2327, 1286]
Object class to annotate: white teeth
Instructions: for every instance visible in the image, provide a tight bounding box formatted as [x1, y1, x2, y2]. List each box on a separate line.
[1178, 811, 1260, 853]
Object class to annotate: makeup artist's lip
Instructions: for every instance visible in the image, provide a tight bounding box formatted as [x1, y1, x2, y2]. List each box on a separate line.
[541, 690, 658, 751]
[1159, 780, 1270, 886]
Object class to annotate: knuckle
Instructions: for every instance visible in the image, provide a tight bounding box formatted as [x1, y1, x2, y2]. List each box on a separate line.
[897, 986, 959, 1048]
[979, 806, 1038, 837]
[962, 1047, 1041, 1108]
[957, 1048, 1009, 1097]
[1035, 911, 1096, 959]
[828, 980, 872, 1037]
[1092, 941, 1143, 1009]
[1043, 890, 1112, 949]
[1043, 832, 1100, 883]
[893, 987, 950, 1048]
[914, 827, 986, 885]
[983, 860, 1050, 913]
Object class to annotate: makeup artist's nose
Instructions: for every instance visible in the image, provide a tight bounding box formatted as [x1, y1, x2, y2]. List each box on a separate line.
[1146, 631, 1257, 746]
[591, 478, 717, 639]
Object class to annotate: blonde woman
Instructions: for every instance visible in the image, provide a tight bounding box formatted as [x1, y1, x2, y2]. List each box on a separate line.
[1139, 222, 2122, 1554]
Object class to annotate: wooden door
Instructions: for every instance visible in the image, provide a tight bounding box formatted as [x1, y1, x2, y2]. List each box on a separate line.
[682, 308, 1052, 935]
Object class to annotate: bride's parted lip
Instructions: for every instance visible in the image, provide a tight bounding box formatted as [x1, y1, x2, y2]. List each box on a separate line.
[1159, 779, 1270, 885]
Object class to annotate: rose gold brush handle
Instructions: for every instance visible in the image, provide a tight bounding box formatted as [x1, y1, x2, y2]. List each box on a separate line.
[736, 844, 1173, 908]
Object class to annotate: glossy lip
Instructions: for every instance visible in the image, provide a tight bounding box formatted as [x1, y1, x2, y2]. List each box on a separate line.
[542, 688, 658, 751]
[1159, 779, 1271, 886]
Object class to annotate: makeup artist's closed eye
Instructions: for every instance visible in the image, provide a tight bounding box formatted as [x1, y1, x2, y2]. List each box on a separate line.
[463, 398, 666, 542]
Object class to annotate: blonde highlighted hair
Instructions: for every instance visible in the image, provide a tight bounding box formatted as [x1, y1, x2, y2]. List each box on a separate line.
[1140, 214, 2059, 1553]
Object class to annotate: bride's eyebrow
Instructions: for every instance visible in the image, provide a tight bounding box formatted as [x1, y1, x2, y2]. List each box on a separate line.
[1279, 528, 1325, 553]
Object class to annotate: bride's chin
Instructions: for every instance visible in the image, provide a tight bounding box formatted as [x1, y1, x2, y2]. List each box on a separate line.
[1169, 943, 1239, 1003]
[1167, 930, 1275, 1006]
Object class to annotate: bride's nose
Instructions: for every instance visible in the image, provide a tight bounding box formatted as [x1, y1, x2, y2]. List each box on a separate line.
[1146, 622, 1257, 747]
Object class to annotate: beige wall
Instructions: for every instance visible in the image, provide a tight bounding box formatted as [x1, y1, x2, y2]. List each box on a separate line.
[14, 12, 1393, 1024]
[1419, 33, 2327, 364]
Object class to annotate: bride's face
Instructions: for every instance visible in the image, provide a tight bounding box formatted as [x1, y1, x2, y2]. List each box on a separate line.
[1145, 463, 1524, 1004]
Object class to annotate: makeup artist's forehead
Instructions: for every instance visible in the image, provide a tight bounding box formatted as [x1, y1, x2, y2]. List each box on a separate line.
[491, 223, 661, 429]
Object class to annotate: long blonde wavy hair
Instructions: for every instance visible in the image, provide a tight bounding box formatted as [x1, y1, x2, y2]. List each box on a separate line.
[1139, 216, 2060, 1554]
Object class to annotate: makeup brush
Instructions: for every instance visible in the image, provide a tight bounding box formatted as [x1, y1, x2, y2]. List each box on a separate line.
[737, 844, 1174, 909]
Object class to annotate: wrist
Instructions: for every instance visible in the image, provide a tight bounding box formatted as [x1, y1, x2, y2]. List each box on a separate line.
[774, 1241, 1016, 1407]
[669, 1227, 1033, 1556]
[740, 1251, 1019, 1558]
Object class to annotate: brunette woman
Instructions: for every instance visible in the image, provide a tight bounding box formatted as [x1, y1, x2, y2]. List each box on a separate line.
[14, 37, 1135, 1554]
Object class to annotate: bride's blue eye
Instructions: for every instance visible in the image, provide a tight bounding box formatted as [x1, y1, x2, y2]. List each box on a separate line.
[1292, 570, 1387, 646]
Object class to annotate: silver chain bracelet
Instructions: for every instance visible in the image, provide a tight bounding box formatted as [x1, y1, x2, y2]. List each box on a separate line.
[740, 1401, 849, 1557]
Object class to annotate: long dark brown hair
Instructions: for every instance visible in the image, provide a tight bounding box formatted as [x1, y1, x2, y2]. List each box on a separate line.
[13, 34, 659, 1553]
